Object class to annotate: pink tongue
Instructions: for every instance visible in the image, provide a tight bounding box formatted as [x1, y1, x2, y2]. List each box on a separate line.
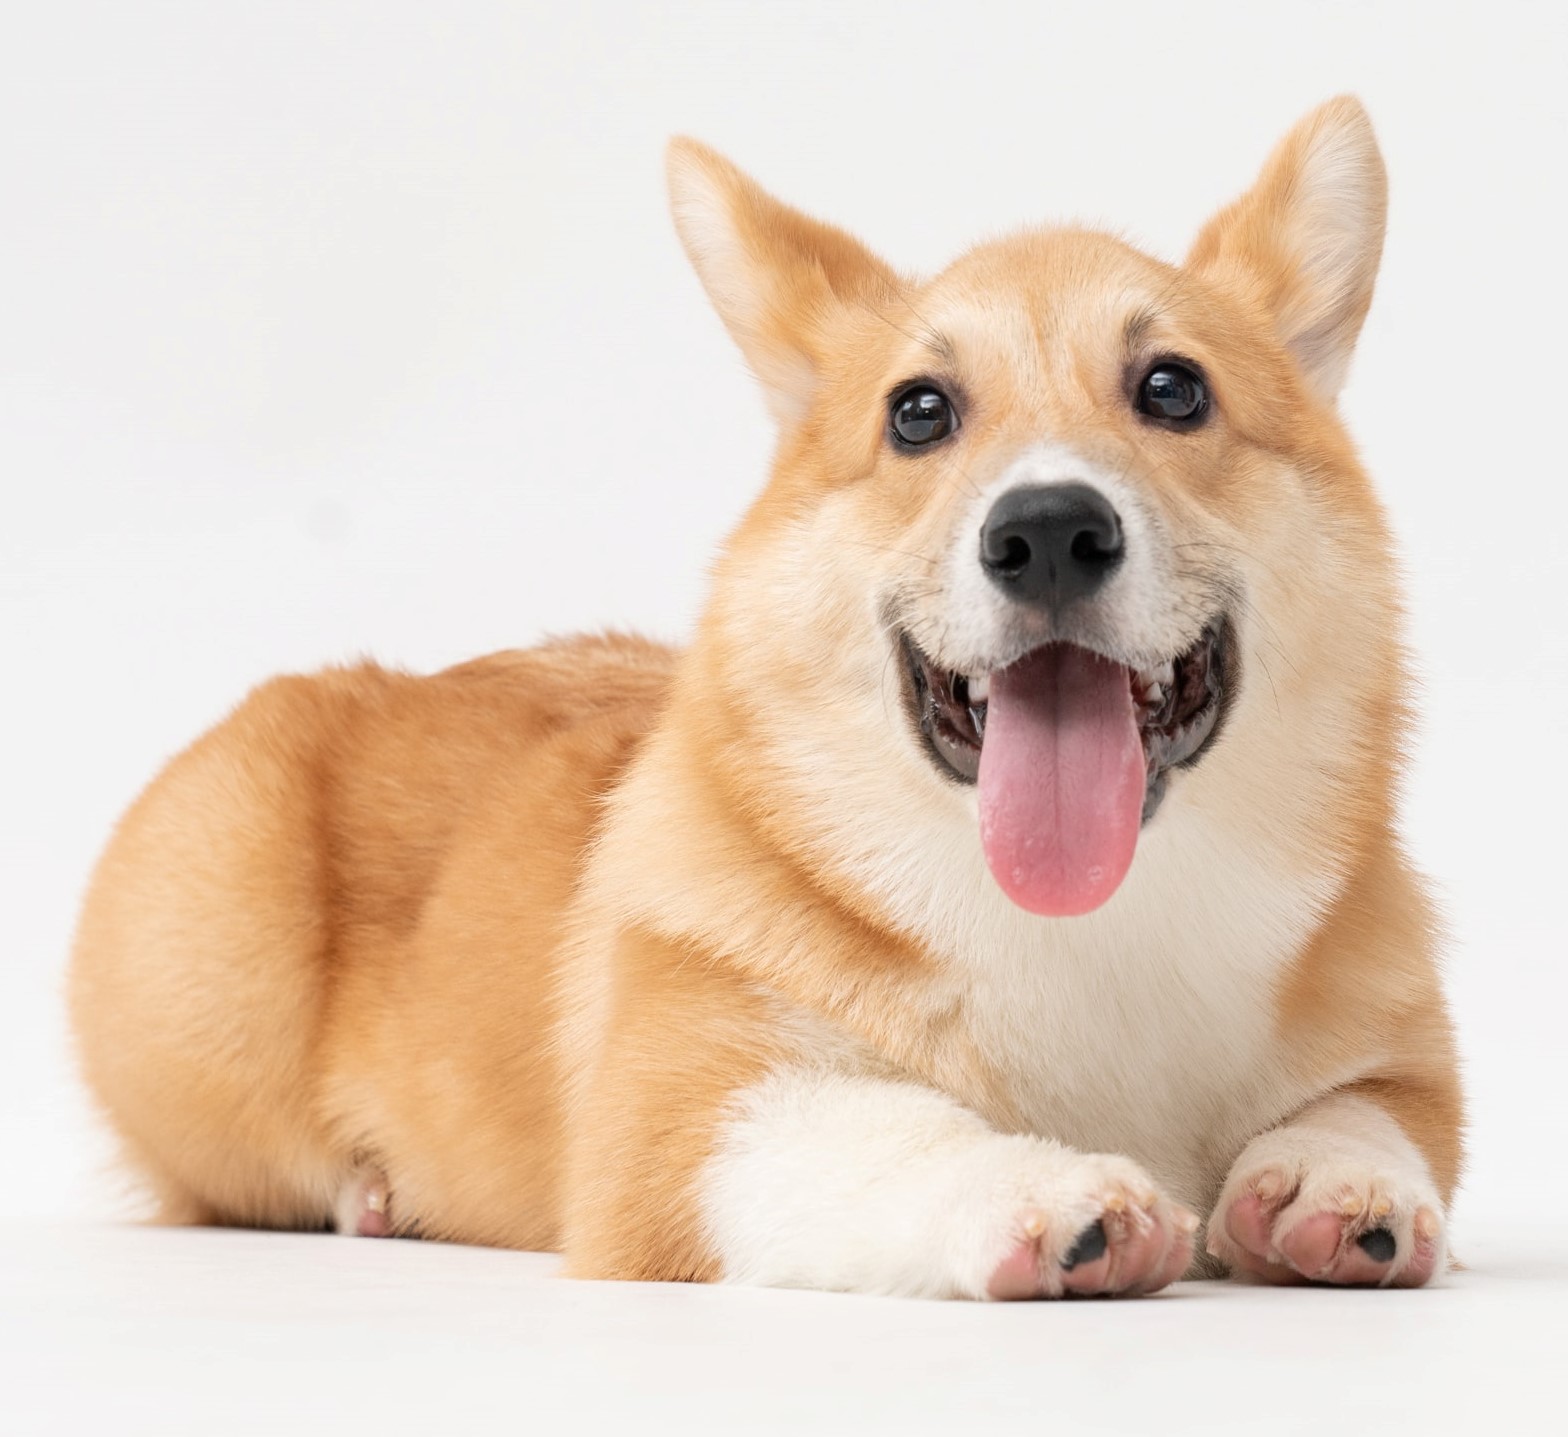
[978, 645, 1145, 916]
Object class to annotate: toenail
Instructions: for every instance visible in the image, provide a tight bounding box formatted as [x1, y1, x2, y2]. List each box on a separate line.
[1062, 1219, 1108, 1271]
[1357, 1227, 1397, 1263]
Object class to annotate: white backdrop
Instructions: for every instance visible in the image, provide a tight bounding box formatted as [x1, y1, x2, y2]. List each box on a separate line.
[3, 1, 1564, 1235]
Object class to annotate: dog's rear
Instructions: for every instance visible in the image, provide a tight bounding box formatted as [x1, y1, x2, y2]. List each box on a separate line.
[69, 635, 672, 1239]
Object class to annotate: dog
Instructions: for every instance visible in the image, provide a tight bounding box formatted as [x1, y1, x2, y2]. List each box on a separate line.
[70, 96, 1461, 1298]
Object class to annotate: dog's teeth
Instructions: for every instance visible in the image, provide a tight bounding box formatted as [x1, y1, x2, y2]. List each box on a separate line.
[968, 672, 991, 703]
[1133, 661, 1174, 703]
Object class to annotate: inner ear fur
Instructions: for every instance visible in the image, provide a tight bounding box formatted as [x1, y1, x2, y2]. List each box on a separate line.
[666, 138, 901, 423]
[1187, 96, 1388, 401]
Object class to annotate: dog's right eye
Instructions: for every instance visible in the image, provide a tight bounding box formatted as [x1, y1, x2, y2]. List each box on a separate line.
[890, 386, 958, 447]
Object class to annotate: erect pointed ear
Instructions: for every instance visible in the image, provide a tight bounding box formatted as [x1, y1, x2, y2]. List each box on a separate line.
[666, 138, 900, 423]
[1187, 97, 1388, 401]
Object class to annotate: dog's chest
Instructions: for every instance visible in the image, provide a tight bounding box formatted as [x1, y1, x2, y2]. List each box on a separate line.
[928, 831, 1338, 1210]
[959, 944, 1291, 1208]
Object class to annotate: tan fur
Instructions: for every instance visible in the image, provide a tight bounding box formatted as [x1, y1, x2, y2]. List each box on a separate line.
[70, 97, 1461, 1283]
[71, 636, 673, 1241]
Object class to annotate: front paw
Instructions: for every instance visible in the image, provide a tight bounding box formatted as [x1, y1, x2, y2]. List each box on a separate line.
[1208, 1136, 1445, 1288]
[974, 1149, 1198, 1301]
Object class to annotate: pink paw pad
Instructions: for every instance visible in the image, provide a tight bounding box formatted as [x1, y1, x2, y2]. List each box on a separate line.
[987, 1198, 1197, 1300]
[1214, 1175, 1441, 1288]
[334, 1168, 392, 1238]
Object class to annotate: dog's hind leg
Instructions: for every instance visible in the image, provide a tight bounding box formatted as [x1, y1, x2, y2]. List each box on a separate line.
[333, 1163, 393, 1238]
[69, 674, 358, 1233]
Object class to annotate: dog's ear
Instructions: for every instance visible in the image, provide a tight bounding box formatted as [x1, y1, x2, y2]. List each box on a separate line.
[666, 138, 899, 423]
[1187, 97, 1387, 401]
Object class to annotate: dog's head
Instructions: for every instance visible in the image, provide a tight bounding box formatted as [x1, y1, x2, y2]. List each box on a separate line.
[669, 99, 1401, 924]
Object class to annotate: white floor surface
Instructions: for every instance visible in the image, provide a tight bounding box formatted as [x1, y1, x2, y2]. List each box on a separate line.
[5, 1219, 1563, 1436]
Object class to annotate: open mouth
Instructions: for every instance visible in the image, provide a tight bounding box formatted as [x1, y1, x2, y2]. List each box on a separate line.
[901, 617, 1235, 915]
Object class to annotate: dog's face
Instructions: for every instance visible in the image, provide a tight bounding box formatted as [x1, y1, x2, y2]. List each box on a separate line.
[670, 99, 1401, 924]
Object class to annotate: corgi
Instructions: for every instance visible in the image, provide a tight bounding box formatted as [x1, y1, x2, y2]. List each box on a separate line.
[69, 96, 1462, 1298]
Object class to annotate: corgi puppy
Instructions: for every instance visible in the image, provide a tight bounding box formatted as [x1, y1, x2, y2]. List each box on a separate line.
[70, 96, 1461, 1298]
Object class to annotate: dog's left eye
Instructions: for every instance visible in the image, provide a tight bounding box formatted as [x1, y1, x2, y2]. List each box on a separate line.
[890, 386, 958, 447]
[1137, 364, 1208, 423]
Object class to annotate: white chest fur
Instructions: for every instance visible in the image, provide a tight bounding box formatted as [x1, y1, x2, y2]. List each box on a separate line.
[862, 778, 1347, 1213]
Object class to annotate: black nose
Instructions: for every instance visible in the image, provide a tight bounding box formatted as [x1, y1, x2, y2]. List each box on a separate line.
[978, 483, 1124, 608]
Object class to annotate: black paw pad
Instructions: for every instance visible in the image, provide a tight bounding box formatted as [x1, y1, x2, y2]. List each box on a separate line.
[1357, 1227, 1397, 1263]
[1061, 1219, 1108, 1271]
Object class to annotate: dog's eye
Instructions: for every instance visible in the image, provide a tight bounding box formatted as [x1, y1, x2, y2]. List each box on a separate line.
[890, 386, 958, 447]
[1137, 364, 1208, 424]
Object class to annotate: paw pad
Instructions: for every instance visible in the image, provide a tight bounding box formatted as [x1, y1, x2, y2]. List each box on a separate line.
[1356, 1227, 1397, 1263]
[1061, 1220, 1108, 1271]
[1209, 1175, 1442, 1288]
[986, 1177, 1197, 1301]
